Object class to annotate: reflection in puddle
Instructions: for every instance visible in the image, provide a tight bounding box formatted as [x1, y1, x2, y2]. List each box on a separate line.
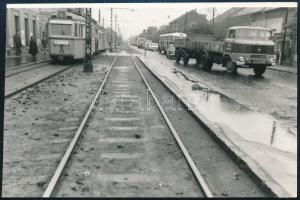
[175, 70, 297, 154]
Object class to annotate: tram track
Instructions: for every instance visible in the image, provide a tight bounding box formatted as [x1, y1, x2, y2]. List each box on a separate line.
[42, 54, 212, 197]
[5, 63, 75, 98]
[5, 61, 52, 78]
[41, 50, 272, 197]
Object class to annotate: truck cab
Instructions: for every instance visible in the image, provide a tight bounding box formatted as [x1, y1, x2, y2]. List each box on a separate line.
[166, 43, 176, 59]
[223, 26, 276, 75]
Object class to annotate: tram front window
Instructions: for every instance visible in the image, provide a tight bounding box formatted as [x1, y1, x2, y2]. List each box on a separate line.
[51, 24, 72, 36]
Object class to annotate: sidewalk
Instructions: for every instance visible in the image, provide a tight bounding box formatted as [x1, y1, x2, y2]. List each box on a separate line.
[267, 64, 297, 74]
[5, 49, 50, 68]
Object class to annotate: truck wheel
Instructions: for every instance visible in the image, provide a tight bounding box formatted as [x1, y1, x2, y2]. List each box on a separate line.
[253, 65, 267, 76]
[206, 59, 213, 71]
[176, 52, 181, 64]
[196, 57, 201, 65]
[200, 53, 209, 70]
[183, 56, 189, 66]
[225, 59, 238, 74]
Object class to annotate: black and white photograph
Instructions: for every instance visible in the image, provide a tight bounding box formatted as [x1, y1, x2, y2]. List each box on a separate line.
[2, 1, 298, 198]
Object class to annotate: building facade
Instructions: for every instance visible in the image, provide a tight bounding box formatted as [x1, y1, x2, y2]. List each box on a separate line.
[214, 7, 297, 65]
[6, 8, 41, 54]
[6, 8, 58, 55]
[169, 9, 212, 34]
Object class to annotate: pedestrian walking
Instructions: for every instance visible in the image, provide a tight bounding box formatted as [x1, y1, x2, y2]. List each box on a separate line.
[29, 35, 38, 59]
[13, 31, 22, 56]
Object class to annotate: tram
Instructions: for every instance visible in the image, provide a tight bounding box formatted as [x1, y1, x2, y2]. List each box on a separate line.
[48, 10, 108, 62]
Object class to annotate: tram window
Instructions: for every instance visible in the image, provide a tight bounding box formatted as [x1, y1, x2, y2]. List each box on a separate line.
[79, 25, 81, 37]
[74, 23, 78, 37]
[79, 24, 83, 37]
[51, 24, 72, 36]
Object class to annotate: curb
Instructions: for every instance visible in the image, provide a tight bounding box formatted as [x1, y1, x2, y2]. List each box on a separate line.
[267, 67, 297, 74]
[136, 55, 292, 197]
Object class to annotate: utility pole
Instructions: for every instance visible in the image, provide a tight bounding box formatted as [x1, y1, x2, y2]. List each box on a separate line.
[110, 8, 113, 52]
[84, 8, 93, 72]
[115, 15, 117, 50]
[280, 8, 289, 64]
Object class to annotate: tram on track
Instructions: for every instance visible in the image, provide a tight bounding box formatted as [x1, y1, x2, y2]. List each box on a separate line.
[48, 10, 109, 62]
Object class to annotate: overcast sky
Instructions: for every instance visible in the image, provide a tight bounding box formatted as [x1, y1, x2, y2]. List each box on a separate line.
[91, 6, 228, 40]
[8, 2, 297, 40]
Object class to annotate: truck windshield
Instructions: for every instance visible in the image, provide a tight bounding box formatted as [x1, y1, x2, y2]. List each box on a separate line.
[236, 29, 272, 40]
[51, 24, 72, 36]
[169, 43, 175, 49]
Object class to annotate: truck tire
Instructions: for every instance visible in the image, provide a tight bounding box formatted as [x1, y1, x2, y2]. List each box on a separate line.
[253, 65, 267, 76]
[225, 59, 238, 74]
[196, 57, 201, 65]
[175, 51, 181, 64]
[206, 59, 213, 71]
[199, 53, 212, 70]
[183, 55, 189, 66]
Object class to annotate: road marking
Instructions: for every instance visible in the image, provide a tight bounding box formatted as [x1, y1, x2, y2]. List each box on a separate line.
[96, 174, 156, 182]
[98, 137, 146, 143]
[58, 127, 77, 131]
[114, 110, 139, 114]
[64, 118, 80, 122]
[149, 125, 165, 129]
[105, 117, 141, 122]
[105, 126, 143, 131]
[100, 153, 143, 159]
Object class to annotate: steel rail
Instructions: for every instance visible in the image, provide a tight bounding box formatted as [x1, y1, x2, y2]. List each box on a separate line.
[42, 56, 118, 197]
[5, 62, 51, 78]
[130, 55, 213, 197]
[5, 65, 74, 98]
[6, 58, 51, 71]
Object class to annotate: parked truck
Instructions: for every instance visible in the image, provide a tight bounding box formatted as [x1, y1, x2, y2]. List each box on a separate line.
[137, 38, 147, 49]
[159, 32, 186, 58]
[174, 26, 276, 76]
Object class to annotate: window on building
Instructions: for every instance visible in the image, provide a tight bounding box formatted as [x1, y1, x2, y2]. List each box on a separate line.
[32, 20, 36, 38]
[24, 18, 29, 46]
[14, 15, 20, 34]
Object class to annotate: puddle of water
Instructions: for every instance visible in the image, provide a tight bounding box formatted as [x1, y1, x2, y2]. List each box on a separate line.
[174, 71, 297, 154]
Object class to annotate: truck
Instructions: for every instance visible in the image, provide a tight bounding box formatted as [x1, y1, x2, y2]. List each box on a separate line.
[174, 26, 276, 76]
[159, 32, 186, 57]
[137, 37, 147, 49]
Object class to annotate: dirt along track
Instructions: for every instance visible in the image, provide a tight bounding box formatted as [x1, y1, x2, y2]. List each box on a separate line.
[5, 61, 76, 98]
[45, 51, 272, 197]
[2, 55, 115, 197]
